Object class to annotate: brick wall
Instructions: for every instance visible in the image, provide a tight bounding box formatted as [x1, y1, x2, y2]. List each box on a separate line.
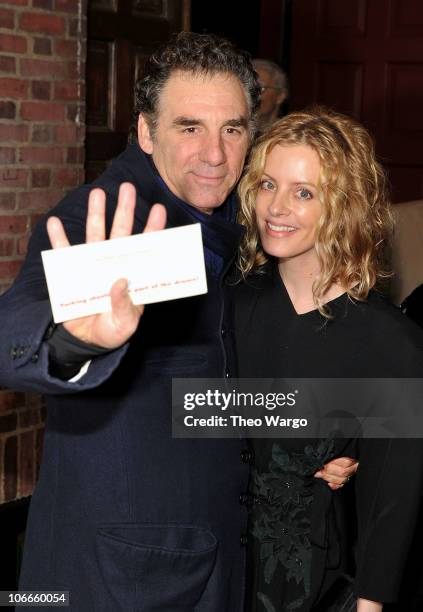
[0, 0, 87, 503]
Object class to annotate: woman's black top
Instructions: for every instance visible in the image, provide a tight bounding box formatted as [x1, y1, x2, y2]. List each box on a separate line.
[230, 262, 423, 612]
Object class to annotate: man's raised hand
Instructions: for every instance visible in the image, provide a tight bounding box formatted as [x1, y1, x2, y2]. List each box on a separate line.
[46, 182, 167, 349]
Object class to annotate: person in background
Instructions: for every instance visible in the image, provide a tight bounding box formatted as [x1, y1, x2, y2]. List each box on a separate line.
[233, 107, 423, 612]
[252, 58, 289, 133]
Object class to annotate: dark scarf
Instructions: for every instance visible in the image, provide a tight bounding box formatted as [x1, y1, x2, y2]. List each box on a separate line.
[104, 144, 245, 277]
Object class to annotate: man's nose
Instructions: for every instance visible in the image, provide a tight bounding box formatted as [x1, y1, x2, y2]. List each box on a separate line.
[199, 133, 226, 166]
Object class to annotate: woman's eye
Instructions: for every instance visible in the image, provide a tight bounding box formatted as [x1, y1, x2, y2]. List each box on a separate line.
[259, 179, 275, 191]
[297, 188, 312, 200]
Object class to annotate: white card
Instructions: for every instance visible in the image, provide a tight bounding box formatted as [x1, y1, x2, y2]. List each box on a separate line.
[41, 223, 208, 323]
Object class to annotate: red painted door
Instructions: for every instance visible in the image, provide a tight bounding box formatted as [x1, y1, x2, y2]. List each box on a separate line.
[289, 0, 423, 202]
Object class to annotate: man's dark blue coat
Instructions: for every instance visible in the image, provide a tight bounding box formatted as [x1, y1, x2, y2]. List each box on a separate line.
[0, 145, 250, 611]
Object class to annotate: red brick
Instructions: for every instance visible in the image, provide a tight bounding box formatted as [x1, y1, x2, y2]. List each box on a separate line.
[67, 61, 81, 80]
[20, 146, 64, 164]
[0, 390, 25, 412]
[0, 101, 15, 119]
[54, 38, 76, 58]
[0, 259, 23, 278]
[18, 408, 39, 428]
[0, 413, 17, 433]
[21, 101, 65, 122]
[54, 0, 76, 12]
[4, 435, 17, 501]
[31, 125, 51, 143]
[26, 392, 44, 409]
[67, 101, 86, 122]
[54, 124, 77, 143]
[0, 124, 29, 142]
[17, 235, 28, 255]
[66, 146, 84, 164]
[52, 167, 78, 188]
[0, 147, 15, 164]
[0, 8, 15, 29]
[2, 0, 28, 5]
[33, 0, 53, 8]
[0, 238, 14, 256]
[68, 16, 86, 38]
[54, 81, 79, 101]
[33, 37, 51, 55]
[35, 426, 44, 479]
[31, 80, 51, 100]
[0, 34, 27, 54]
[0, 193, 16, 211]
[30, 213, 44, 230]
[18, 189, 62, 211]
[0, 78, 27, 98]
[20, 58, 65, 79]
[20, 12, 65, 35]
[0, 168, 28, 188]
[0, 55, 15, 73]
[0, 215, 27, 233]
[19, 430, 34, 497]
[31, 168, 50, 188]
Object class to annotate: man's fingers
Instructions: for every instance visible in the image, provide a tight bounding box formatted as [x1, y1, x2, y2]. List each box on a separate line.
[143, 203, 167, 233]
[314, 458, 358, 485]
[317, 458, 358, 479]
[86, 188, 106, 242]
[110, 183, 136, 239]
[110, 278, 144, 332]
[47, 216, 70, 249]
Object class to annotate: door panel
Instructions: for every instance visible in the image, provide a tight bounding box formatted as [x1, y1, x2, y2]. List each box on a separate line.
[85, 0, 190, 182]
[290, 0, 423, 202]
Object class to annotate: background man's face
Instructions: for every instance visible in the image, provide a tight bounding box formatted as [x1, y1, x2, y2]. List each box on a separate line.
[138, 70, 250, 214]
[255, 67, 284, 119]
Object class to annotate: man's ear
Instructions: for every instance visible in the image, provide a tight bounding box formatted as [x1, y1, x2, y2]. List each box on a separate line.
[276, 90, 287, 106]
[138, 114, 154, 154]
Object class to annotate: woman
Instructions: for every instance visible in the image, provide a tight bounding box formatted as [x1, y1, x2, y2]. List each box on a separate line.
[233, 108, 423, 612]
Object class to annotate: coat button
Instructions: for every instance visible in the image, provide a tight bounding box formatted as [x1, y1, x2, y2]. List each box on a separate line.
[221, 328, 226, 336]
[30, 353, 39, 363]
[10, 347, 17, 360]
[239, 493, 249, 505]
[240, 534, 248, 546]
[241, 449, 253, 464]
[225, 369, 231, 378]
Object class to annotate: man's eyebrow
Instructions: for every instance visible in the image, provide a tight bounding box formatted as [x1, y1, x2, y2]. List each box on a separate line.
[225, 117, 248, 128]
[171, 116, 249, 128]
[172, 117, 203, 127]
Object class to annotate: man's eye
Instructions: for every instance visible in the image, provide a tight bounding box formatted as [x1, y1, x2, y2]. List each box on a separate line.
[183, 127, 197, 133]
[259, 180, 275, 191]
[297, 188, 312, 200]
[225, 127, 241, 135]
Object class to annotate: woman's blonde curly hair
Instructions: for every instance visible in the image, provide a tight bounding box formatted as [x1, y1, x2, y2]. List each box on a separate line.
[237, 107, 393, 317]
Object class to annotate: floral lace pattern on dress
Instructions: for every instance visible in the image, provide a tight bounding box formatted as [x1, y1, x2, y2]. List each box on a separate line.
[248, 439, 335, 612]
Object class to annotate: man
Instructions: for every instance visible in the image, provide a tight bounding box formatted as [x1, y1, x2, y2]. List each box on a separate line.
[0, 33, 354, 610]
[252, 58, 289, 133]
